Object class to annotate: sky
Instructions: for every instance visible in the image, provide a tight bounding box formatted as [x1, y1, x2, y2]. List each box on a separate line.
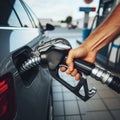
[24, 0, 100, 21]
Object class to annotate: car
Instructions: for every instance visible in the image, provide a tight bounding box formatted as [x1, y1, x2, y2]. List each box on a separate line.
[0, 0, 54, 120]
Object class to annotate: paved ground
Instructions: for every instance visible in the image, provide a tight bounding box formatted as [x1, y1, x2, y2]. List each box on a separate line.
[48, 27, 120, 120]
[52, 76, 120, 120]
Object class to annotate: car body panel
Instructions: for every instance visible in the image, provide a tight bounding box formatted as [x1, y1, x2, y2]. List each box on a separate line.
[0, 27, 41, 62]
[0, 52, 52, 120]
[0, 0, 53, 120]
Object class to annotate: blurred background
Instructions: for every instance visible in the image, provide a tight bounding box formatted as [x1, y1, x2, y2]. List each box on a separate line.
[25, 0, 99, 28]
[24, 0, 120, 73]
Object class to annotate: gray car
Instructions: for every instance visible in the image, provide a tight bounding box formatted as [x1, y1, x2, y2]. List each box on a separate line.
[0, 0, 54, 120]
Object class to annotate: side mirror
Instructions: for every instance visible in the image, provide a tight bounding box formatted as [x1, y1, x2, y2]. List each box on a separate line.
[46, 23, 55, 31]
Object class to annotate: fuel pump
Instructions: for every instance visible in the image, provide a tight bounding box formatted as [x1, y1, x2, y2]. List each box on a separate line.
[19, 38, 120, 101]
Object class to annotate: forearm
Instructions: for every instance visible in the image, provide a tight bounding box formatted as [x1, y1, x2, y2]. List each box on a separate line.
[81, 3, 120, 54]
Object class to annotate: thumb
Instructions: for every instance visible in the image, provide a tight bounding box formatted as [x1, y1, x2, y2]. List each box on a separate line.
[66, 50, 74, 72]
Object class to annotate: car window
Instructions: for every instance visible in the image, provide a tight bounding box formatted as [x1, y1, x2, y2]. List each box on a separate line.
[8, 7, 22, 27]
[23, 1, 39, 28]
[8, 0, 34, 27]
[0, 0, 42, 62]
[0, 0, 40, 28]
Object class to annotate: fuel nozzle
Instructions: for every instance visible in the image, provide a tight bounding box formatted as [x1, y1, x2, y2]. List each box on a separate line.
[40, 43, 71, 70]
[20, 38, 71, 72]
[19, 38, 120, 102]
[19, 38, 96, 101]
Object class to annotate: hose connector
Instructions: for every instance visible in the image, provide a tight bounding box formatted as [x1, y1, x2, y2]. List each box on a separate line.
[20, 56, 41, 72]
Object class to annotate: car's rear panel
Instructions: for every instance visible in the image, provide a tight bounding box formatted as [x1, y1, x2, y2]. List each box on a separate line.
[0, 44, 53, 120]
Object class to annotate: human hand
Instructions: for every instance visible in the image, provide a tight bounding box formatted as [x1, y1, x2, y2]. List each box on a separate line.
[60, 45, 96, 80]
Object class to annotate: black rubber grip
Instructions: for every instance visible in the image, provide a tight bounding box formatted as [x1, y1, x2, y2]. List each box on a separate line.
[108, 76, 120, 93]
[74, 59, 95, 75]
[74, 59, 120, 94]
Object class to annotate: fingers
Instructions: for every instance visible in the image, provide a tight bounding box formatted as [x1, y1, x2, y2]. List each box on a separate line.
[60, 67, 80, 80]
[66, 68, 80, 80]
[71, 69, 78, 76]
[75, 73, 80, 80]
[60, 66, 66, 72]
[60, 49, 81, 80]
[60, 49, 75, 75]
[60, 67, 73, 74]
